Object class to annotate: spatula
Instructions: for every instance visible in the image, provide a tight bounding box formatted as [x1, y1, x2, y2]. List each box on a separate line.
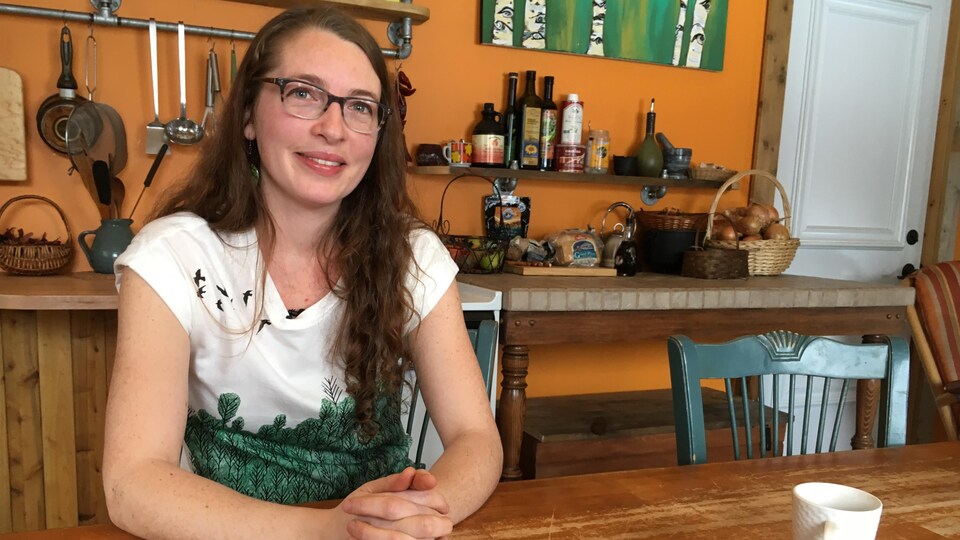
[145, 19, 165, 154]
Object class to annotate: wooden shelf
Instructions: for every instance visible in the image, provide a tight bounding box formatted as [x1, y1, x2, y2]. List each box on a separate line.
[227, 0, 430, 24]
[409, 166, 733, 190]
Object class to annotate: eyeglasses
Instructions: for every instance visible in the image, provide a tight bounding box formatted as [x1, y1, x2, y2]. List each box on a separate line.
[257, 77, 391, 134]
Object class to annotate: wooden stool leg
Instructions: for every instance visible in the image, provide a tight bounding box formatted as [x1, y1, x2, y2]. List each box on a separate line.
[852, 334, 884, 449]
[497, 344, 528, 481]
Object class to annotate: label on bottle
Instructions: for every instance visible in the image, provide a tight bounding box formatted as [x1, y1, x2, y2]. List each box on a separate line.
[472, 134, 505, 166]
[540, 109, 558, 160]
[560, 101, 583, 144]
[521, 106, 542, 167]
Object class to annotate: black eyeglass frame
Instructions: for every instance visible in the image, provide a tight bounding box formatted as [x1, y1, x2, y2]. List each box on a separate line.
[256, 77, 392, 134]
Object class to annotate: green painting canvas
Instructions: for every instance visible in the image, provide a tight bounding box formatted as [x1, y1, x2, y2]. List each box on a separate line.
[480, 0, 727, 71]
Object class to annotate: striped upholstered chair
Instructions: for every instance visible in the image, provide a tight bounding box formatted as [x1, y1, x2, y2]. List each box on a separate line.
[906, 261, 960, 440]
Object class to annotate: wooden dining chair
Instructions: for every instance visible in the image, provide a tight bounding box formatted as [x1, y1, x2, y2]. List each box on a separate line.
[668, 331, 909, 465]
[906, 261, 960, 440]
[406, 318, 498, 468]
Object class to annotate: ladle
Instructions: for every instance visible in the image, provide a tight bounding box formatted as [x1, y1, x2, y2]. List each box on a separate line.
[165, 22, 204, 145]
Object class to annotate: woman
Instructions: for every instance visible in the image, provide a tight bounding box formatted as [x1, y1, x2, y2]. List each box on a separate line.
[103, 7, 502, 539]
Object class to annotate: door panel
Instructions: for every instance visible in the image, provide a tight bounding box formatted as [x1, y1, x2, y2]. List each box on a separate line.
[778, 0, 949, 282]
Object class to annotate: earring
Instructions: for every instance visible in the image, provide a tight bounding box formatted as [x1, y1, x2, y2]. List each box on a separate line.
[246, 139, 260, 185]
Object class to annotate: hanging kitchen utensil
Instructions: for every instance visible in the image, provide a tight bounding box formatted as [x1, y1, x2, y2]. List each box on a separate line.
[230, 40, 237, 84]
[145, 18, 165, 154]
[165, 22, 204, 145]
[36, 25, 87, 154]
[200, 57, 215, 132]
[209, 42, 222, 95]
[65, 26, 127, 177]
[128, 143, 168, 221]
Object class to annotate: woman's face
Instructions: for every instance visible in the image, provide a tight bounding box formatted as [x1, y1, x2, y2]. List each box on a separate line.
[245, 29, 382, 215]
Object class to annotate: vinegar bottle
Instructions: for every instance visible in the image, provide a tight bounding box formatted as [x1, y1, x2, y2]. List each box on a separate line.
[518, 70, 542, 170]
[538, 76, 558, 171]
[502, 72, 519, 167]
[637, 99, 663, 178]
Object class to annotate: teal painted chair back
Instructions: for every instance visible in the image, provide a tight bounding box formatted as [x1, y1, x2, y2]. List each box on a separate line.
[406, 318, 498, 469]
[667, 331, 909, 466]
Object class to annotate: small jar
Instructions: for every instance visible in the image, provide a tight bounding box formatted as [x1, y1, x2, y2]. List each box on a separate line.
[585, 129, 610, 174]
[555, 143, 586, 173]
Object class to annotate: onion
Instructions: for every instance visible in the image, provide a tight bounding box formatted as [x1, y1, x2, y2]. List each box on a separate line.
[763, 204, 780, 222]
[763, 223, 791, 240]
[737, 215, 764, 237]
[741, 235, 762, 242]
[714, 222, 738, 241]
[745, 204, 769, 222]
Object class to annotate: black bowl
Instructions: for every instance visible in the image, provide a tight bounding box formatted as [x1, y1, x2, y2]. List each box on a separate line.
[613, 155, 639, 176]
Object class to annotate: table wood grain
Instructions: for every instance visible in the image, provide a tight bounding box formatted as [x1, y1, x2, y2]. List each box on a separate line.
[453, 442, 960, 539]
[2, 443, 957, 539]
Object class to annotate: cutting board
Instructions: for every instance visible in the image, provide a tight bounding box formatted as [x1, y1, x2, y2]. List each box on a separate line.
[503, 262, 617, 276]
[0, 67, 26, 181]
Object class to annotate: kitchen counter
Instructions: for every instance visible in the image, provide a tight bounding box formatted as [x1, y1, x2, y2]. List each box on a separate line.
[457, 272, 914, 311]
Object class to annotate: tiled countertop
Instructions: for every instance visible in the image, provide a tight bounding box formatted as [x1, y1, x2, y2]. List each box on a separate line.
[0, 271, 914, 312]
[457, 273, 914, 312]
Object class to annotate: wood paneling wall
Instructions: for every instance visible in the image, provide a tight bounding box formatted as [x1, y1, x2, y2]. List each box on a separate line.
[0, 310, 115, 533]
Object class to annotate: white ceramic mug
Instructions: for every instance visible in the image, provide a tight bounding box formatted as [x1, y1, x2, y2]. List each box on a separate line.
[792, 482, 882, 540]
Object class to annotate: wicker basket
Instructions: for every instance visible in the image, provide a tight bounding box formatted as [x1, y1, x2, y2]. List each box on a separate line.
[636, 208, 706, 232]
[681, 214, 748, 279]
[0, 195, 73, 276]
[432, 174, 509, 274]
[689, 166, 738, 182]
[703, 170, 800, 276]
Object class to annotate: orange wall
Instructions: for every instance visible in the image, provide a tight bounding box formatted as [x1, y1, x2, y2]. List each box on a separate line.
[0, 0, 766, 397]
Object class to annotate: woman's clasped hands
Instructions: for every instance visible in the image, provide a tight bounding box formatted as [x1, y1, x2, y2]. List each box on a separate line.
[340, 467, 453, 540]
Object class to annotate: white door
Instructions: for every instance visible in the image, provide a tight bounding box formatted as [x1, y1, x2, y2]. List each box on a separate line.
[772, 0, 949, 452]
[777, 0, 949, 283]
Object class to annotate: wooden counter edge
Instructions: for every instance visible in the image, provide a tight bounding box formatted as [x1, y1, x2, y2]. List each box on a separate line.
[0, 273, 119, 311]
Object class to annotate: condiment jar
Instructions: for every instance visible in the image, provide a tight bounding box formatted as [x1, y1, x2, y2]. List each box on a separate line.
[585, 129, 610, 173]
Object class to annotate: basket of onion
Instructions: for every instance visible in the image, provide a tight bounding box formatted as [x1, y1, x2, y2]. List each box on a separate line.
[703, 170, 800, 276]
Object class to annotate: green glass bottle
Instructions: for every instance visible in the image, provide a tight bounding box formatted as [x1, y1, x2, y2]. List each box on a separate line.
[637, 99, 663, 178]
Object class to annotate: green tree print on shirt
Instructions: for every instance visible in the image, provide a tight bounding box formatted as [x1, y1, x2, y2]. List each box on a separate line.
[184, 390, 412, 504]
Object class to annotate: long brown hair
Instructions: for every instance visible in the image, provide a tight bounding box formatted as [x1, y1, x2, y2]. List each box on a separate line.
[153, 6, 422, 438]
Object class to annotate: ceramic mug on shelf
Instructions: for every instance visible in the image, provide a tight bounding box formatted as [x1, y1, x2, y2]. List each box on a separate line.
[443, 139, 472, 167]
[792, 482, 882, 540]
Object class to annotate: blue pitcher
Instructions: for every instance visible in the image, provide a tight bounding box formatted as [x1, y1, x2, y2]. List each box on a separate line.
[78, 219, 134, 274]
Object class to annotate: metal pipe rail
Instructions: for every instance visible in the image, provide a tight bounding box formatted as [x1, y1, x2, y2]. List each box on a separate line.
[0, 1, 415, 58]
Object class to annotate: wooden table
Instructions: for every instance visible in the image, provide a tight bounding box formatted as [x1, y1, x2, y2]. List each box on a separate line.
[2, 442, 957, 539]
[457, 273, 916, 481]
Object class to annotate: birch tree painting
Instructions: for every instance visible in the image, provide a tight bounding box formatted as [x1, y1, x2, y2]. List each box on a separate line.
[492, 0, 514, 45]
[586, 0, 607, 57]
[480, 0, 728, 71]
[521, 0, 546, 49]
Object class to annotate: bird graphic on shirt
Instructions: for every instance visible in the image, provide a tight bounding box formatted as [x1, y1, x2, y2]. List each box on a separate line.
[193, 269, 206, 287]
[216, 299, 224, 311]
[257, 319, 272, 334]
[243, 290, 253, 305]
[197, 285, 207, 298]
[217, 285, 229, 297]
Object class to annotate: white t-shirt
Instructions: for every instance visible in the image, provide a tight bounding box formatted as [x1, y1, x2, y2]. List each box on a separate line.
[114, 212, 458, 503]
